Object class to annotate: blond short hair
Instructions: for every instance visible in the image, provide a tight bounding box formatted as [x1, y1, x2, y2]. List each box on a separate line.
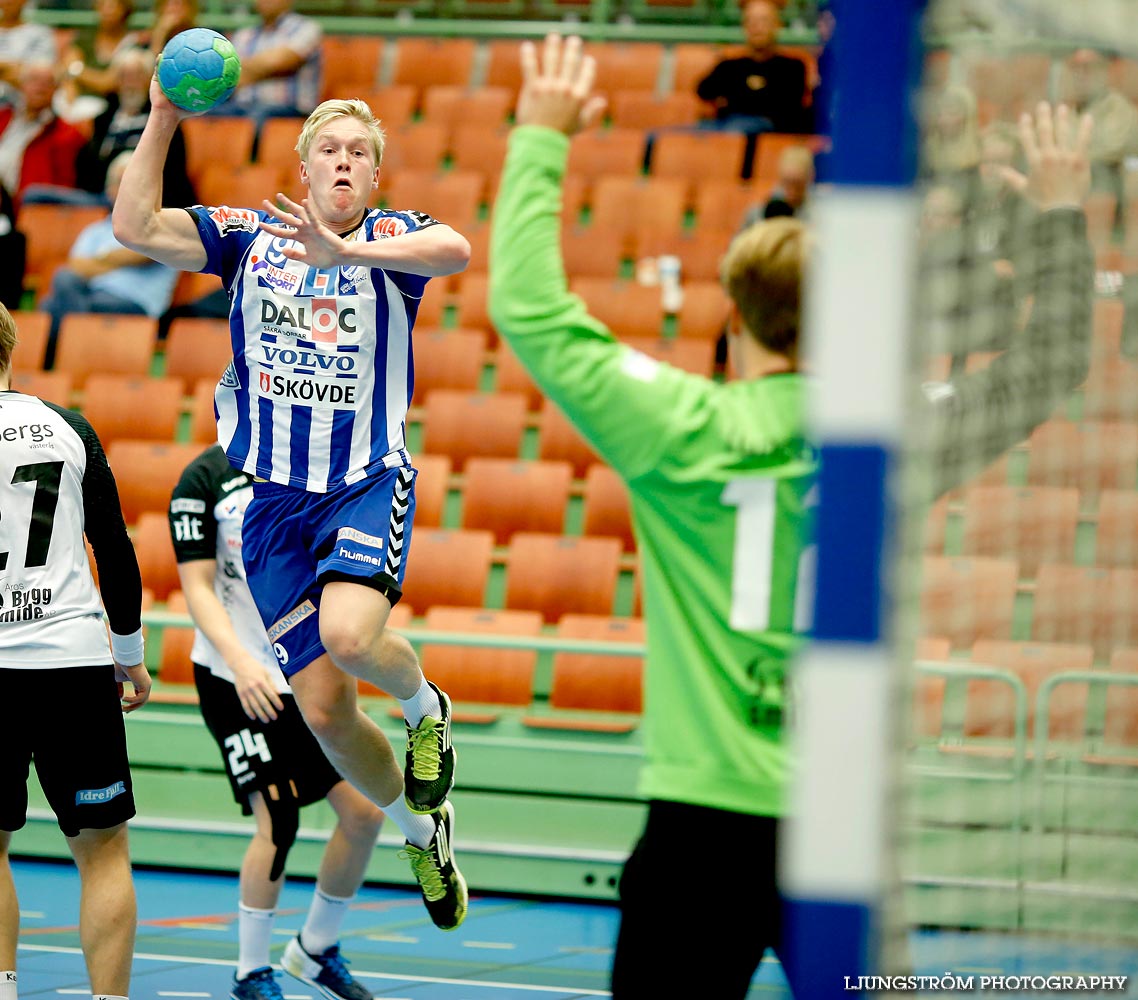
[295, 99, 386, 167]
[0, 303, 18, 376]
[720, 217, 806, 356]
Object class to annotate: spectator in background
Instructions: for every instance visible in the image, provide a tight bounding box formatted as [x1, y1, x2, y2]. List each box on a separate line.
[0, 0, 55, 95]
[60, 0, 142, 100]
[696, 0, 810, 135]
[742, 144, 814, 225]
[1060, 47, 1138, 199]
[973, 122, 1035, 271]
[40, 150, 178, 361]
[231, 0, 323, 124]
[921, 83, 981, 200]
[74, 47, 195, 207]
[0, 183, 23, 308]
[0, 61, 86, 205]
[146, 0, 198, 58]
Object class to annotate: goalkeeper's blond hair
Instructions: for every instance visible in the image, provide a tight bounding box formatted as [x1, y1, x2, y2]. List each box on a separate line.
[720, 217, 806, 357]
[296, 99, 387, 167]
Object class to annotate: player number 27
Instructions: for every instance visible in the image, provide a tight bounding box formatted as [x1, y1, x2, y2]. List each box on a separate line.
[722, 478, 816, 633]
[224, 729, 273, 775]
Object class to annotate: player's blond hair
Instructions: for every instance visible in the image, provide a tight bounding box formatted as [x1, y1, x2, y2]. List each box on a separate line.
[720, 217, 806, 356]
[295, 99, 386, 167]
[0, 303, 18, 377]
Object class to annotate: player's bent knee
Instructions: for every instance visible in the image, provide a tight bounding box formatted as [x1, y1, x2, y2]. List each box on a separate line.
[320, 619, 381, 674]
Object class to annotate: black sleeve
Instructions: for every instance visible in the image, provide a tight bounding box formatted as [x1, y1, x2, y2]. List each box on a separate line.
[44, 403, 143, 636]
[925, 208, 1094, 499]
[696, 61, 725, 102]
[169, 453, 219, 563]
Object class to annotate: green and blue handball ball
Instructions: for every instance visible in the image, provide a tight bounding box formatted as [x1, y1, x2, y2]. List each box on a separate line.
[157, 28, 241, 113]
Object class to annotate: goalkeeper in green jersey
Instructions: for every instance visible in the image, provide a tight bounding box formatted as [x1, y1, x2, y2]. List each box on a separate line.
[488, 35, 814, 999]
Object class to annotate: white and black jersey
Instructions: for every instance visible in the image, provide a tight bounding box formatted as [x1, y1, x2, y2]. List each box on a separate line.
[0, 392, 142, 668]
[169, 444, 288, 693]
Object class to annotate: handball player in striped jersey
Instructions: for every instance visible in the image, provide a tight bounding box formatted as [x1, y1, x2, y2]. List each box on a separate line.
[114, 79, 471, 930]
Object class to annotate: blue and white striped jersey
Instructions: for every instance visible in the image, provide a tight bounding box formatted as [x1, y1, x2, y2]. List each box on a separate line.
[188, 204, 437, 493]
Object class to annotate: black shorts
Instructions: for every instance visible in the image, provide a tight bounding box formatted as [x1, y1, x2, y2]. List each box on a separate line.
[611, 800, 787, 1000]
[194, 663, 343, 815]
[0, 665, 135, 838]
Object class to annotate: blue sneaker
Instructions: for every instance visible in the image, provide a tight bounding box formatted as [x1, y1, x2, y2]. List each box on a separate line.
[282, 936, 373, 1000]
[230, 967, 283, 1000]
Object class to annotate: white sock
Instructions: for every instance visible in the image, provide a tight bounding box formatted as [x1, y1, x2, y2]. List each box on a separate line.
[380, 790, 435, 848]
[1, 971, 15, 1000]
[300, 887, 352, 956]
[397, 676, 442, 729]
[237, 903, 275, 979]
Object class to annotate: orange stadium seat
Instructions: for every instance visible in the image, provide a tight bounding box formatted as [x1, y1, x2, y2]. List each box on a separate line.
[1033, 565, 1138, 659]
[569, 278, 665, 340]
[189, 379, 218, 445]
[1092, 298, 1123, 358]
[106, 440, 204, 526]
[462, 458, 573, 544]
[420, 390, 527, 469]
[676, 281, 731, 340]
[636, 227, 734, 284]
[134, 511, 181, 602]
[170, 270, 224, 309]
[411, 453, 451, 529]
[18, 204, 106, 291]
[493, 348, 543, 410]
[158, 589, 195, 687]
[592, 43, 664, 95]
[454, 272, 493, 336]
[562, 225, 627, 280]
[1081, 357, 1138, 423]
[590, 176, 687, 245]
[1083, 191, 1118, 255]
[255, 116, 307, 171]
[484, 40, 524, 94]
[9, 311, 49, 370]
[385, 170, 482, 229]
[355, 86, 418, 131]
[1026, 420, 1138, 497]
[164, 318, 233, 392]
[81, 375, 183, 446]
[320, 36, 383, 101]
[920, 555, 1019, 649]
[411, 328, 486, 396]
[448, 126, 510, 197]
[966, 639, 1094, 739]
[912, 635, 953, 740]
[181, 117, 255, 183]
[959, 485, 1079, 578]
[1095, 490, 1138, 568]
[566, 129, 647, 185]
[421, 85, 513, 136]
[376, 123, 448, 187]
[54, 314, 158, 389]
[10, 370, 71, 403]
[420, 606, 542, 707]
[582, 464, 634, 551]
[505, 532, 623, 622]
[412, 278, 448, 328]
[609, 90, 702, 129]
[538, 405, 601, 477]
[400, 528, 494, 615]
[391, 38, 476, 90]
[752, 133, 823, 184]
[198, 163, 285, 212]
[651, 131, 748, 193]
[693, 179, 772, 232]
[549, 614, 645, 713]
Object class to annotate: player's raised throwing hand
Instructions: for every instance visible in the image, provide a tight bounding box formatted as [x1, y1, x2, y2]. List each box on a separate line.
[517, 34, 607, 136]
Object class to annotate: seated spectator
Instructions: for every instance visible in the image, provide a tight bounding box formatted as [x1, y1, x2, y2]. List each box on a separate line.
[40, 150, 178, 362]
[145, 0, 198, 58]
[60, 0, 143, 101]
[70, 48, 195, 207]
[1061, 47, 1138, 199]
[230, 0, 322, 122]
[742, 144, 815, 226]
[921, 83, 981, 200]
[0, 62, 86, 206]
[696, 0, 810, 134]
[0, 0, 55, 98]
[0, 183, 24, 308]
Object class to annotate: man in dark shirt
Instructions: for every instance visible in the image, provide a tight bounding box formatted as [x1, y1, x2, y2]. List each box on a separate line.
[696, 0, 809, 134]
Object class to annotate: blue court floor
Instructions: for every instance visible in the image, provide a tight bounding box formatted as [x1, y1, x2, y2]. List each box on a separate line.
[10, 860, 1138, 998]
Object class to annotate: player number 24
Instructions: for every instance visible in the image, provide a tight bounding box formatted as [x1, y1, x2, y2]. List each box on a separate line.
[224, 728, 273, 775]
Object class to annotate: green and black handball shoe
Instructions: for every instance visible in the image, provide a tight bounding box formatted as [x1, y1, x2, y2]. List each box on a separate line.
[404, 680, 456, 814]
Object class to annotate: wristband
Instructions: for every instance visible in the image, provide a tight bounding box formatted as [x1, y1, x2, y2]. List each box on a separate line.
[111, 627, 145, 665]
